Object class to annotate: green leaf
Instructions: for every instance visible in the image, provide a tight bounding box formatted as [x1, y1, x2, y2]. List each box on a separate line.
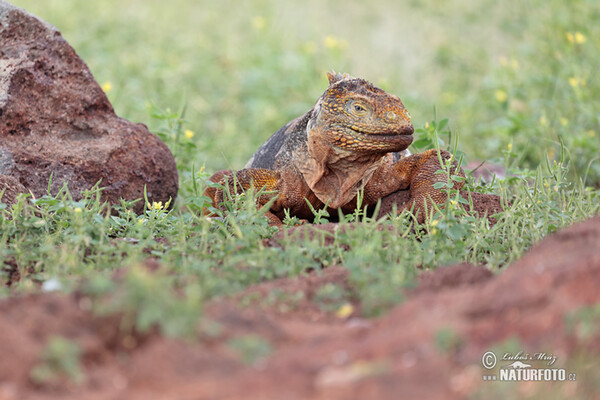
[412, 138, 434, 149]
[438, 118, 449, 132]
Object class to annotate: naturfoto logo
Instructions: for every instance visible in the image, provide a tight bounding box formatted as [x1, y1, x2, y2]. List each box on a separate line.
[480, 351, 576, 382]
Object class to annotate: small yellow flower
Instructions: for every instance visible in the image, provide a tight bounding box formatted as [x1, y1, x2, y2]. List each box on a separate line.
[147, 201, 163, 210]
[567, 31, 587, 45]
[539, 116, 548, 126]
[431, 228, 438, 235]
[450, 200, 458, 206]
[560, 117, 568, 126]
[568, 77, 580, 88]
[431, 219, 438, 227]
[335, 303, 354, 319]
[510, 58, 519, 70]
[588, 130, 596, 138]
[324, 35, 338, 49]
[507, 143, 513, 151]
[251, 16, 266, 31]
[566, 32, 574, 44]
[574, 32, 586, 44]
[74, 207, 82, 213]
[184, 129, 195, 139]
[425, 122, 430, 129]
[323, 35, 346, 50]
[495, 89, 508, 103]
[101, 81, 113, 93]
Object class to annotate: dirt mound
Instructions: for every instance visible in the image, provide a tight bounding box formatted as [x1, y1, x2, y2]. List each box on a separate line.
[0, 2, 178, 212]
[1, 217, 599, 399]
[414, 262, 493, 294]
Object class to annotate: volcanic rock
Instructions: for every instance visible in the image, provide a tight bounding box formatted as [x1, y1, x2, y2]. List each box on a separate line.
[0, 1, 178, 212]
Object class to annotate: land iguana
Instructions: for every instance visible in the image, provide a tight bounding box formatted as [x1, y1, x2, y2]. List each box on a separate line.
[206, 71, 464, 224]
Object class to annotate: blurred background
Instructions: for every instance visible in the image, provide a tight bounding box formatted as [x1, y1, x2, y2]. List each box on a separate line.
[11, 0, 600, 186]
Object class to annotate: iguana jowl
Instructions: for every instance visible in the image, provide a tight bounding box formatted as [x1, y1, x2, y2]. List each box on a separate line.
[207, 71, 464, 224]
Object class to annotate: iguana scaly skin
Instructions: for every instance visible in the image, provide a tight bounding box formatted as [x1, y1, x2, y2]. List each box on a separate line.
[206, 72, 464, 224]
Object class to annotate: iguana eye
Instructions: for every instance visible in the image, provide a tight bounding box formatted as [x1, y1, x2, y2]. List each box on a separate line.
[347, 100, 369, 116]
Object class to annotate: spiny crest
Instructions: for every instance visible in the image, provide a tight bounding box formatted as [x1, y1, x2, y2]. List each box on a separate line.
[327, 70, 354, 85]
[325, 69, 384, 98]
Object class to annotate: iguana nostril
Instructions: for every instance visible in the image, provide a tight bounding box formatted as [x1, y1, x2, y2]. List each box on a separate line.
[401, 124, 414, 135]
[386, 111, 397, 121]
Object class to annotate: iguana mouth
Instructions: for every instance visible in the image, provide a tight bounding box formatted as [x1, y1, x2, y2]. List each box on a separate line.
[350, 125, 414, 142]
[331, 126, 413, 152]
[353, 130, 412, 140]
[347, 123, 414, 138]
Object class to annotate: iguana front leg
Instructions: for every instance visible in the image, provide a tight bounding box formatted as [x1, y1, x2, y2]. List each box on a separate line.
[205, 168, 284, 225]
[364, 149, 465, 222]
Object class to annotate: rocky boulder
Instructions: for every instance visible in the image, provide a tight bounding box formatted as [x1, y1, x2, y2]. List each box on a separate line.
[0, 1, 178, 212]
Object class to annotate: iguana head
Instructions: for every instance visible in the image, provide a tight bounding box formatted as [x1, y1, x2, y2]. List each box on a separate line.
[308, 71, 414, 154]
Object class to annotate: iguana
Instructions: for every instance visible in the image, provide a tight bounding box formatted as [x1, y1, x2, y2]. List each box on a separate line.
[206, 71, 464, 224]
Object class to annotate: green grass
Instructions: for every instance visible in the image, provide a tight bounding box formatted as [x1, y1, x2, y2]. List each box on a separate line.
[30, 336, 84, 386]
[11, 0, 600, 184]
[2, 0, 599, 334]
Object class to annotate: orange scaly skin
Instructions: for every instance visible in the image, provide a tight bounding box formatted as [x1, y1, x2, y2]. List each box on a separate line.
[206, 72, 464, 224]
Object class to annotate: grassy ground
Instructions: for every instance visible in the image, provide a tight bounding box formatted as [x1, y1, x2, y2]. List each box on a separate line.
[11, 0, 600, 182]
[2, 0, 600, 389]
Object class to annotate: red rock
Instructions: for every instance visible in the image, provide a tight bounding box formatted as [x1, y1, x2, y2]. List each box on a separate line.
[0, 2, 177, 212]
